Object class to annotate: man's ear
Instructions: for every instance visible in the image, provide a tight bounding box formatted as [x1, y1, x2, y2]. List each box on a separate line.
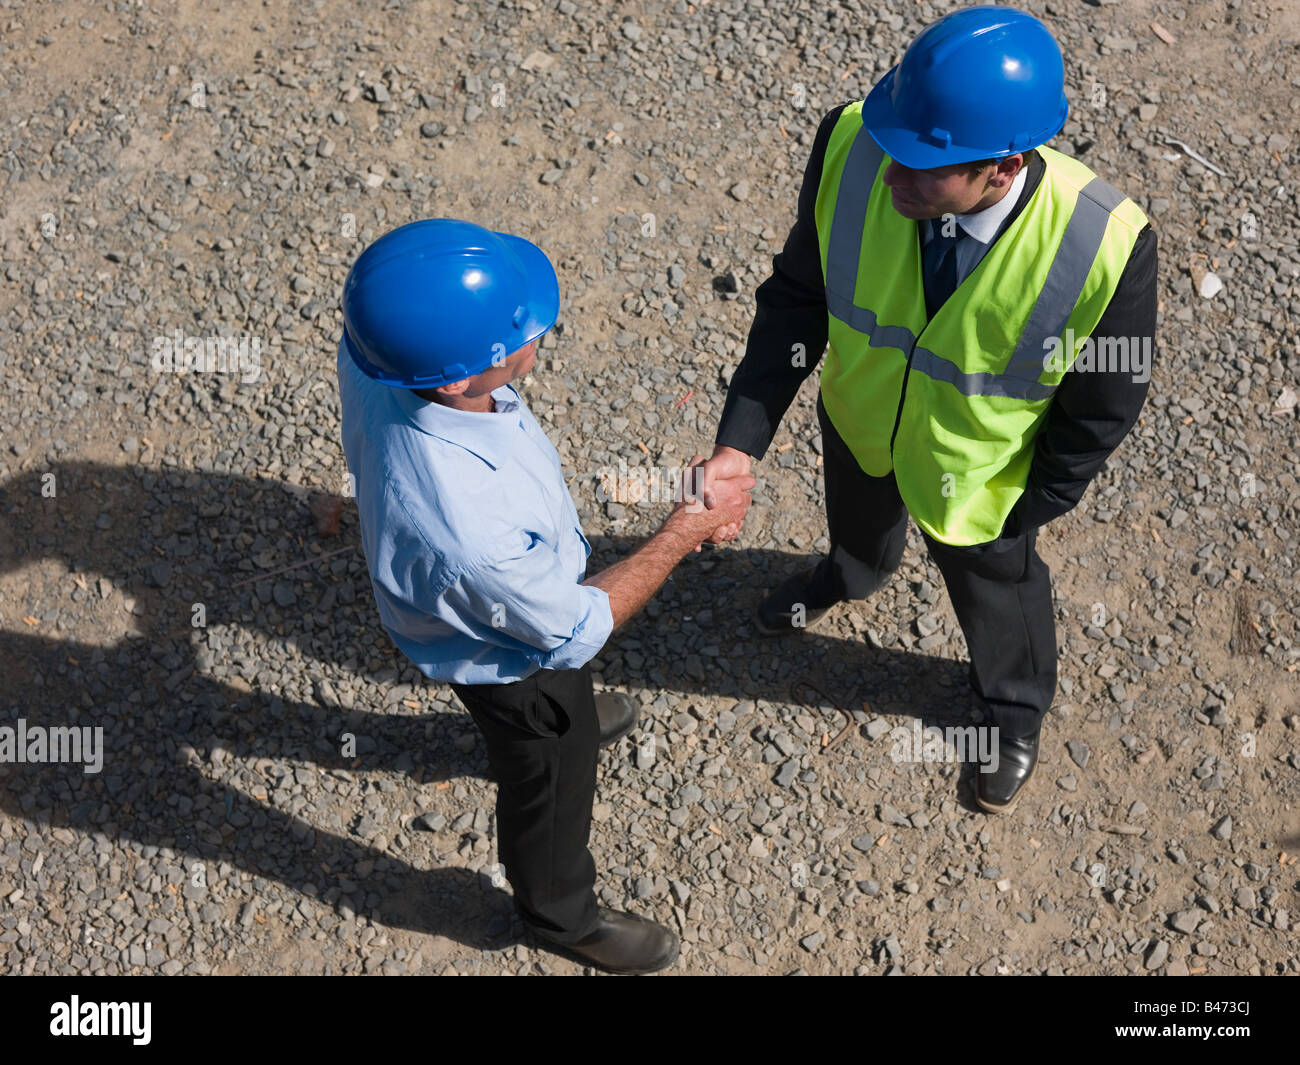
[990, 153, 1023, 187]
[436, 377, 472, 397]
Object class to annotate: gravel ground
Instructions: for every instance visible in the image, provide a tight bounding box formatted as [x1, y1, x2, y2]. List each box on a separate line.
[0, 0, 1297, 975]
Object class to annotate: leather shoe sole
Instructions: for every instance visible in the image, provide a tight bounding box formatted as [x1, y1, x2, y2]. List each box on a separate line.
[975, 757, 1037, 815]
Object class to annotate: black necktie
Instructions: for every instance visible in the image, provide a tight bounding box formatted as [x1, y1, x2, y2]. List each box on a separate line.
[923, 220, 961, 319]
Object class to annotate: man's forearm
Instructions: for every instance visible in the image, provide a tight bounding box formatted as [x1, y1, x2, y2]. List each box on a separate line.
[582, 516, 698, 630]
[716, 290, 827, 459]
[715, 105, 843, 460]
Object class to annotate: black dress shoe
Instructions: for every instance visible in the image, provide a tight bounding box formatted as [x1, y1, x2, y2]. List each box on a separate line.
[594, 691, 640, 748]
[755, 565, 838, 636]
[526, 907, 679, 974]
[976, 726, 1041, 814]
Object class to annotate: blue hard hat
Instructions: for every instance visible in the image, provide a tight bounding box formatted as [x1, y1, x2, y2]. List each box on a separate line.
[862, 5, 1069, 170]
[341, 218, 559, 388]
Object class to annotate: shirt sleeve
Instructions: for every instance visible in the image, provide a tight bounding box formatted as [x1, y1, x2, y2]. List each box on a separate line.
[440, 532, 614, 672]
[714, 104, 845, 459]
[1007, 223, 1159, 534]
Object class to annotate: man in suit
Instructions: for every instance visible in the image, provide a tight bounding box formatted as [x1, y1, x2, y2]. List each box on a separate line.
[697, 6, 1157, 813]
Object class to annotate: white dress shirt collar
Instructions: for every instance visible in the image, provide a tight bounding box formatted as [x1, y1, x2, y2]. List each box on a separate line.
[930, 164, 1028, 245]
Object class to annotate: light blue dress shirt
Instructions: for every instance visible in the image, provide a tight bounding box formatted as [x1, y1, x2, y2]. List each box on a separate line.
[336, 336, 613, 685]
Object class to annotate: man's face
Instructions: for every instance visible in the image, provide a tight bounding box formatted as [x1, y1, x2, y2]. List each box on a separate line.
[883, 155, 1021, 219]
[460, 338, 539, 397]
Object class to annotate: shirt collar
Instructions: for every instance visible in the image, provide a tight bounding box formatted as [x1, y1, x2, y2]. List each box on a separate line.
[393, 382, 523, 470]
[930, 164, 1028, 246]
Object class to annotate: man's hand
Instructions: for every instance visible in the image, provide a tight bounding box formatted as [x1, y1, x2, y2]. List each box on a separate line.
[692, 445, 753, 544]
[669, 464, 754, 551]
[585, 469, 755, 628]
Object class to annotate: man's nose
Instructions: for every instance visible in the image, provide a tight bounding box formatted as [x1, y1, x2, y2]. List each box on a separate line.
[883, 160, 908, 187]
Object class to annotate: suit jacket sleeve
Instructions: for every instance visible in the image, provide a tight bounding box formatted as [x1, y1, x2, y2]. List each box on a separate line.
[714, 104, 847, 459]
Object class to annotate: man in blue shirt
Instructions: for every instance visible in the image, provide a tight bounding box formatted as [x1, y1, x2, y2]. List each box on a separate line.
[337, 219, 751, 974]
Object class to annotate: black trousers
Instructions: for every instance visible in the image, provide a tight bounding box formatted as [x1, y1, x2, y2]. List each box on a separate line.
[808, 395, 1057, 739]
[449, 663, 601, 942]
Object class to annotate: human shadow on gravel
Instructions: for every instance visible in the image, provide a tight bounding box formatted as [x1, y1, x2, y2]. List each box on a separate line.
[0, 461, 977, 959]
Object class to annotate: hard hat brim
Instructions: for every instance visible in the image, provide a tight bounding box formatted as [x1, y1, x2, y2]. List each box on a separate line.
[862, 65, 1067, 170]
[495, 231, 560, 350]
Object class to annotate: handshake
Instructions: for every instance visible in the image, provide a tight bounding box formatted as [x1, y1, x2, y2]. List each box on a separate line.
[587, 443, 757, 626]
[666, 444, 755, 552]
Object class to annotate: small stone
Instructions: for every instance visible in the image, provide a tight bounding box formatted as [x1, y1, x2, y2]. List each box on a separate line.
[713, 271, 740, 296]
[1144, 939, 1169, 969]
[1210, 815, 1232, 840]
[723, 863, 750, 886]
[519, 50, 554, 72]
[729, 180, 750, 201]
[1066, 740, 1090, 769]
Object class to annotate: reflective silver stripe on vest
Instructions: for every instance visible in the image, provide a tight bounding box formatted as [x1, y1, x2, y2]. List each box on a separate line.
[1004, 175, 1125, 387]
[825, 128, 1125, 403]
[908, 347, 1057, 400]
[824, 129, 883, 299]
[823, 294, 917, 352]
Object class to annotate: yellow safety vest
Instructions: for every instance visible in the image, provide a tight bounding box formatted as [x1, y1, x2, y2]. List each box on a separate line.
[815, 101, 1148, 545]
